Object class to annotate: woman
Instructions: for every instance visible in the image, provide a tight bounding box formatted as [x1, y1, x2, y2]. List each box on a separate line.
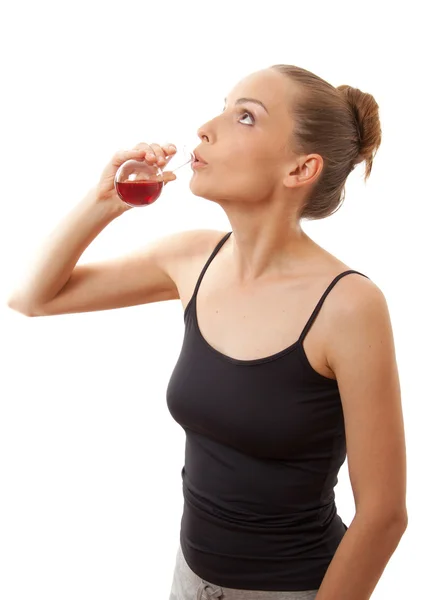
[7, 64, 408, 600]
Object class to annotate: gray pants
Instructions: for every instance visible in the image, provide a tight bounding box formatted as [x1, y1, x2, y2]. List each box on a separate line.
[169, 544, 319, 600]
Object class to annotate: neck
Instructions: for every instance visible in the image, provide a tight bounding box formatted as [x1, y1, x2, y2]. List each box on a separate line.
[224, 221, 319, 285]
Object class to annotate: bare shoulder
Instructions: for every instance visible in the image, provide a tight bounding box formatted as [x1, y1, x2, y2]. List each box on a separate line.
[326, 269, 380, 310]
[322, 270, 389, 368]
[321, 267, 382, 326]
[167, 228, 230, 284]
[169, 228, 229, 261]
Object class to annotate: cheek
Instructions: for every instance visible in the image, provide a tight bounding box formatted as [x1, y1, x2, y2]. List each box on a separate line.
[190, 165, 275, 201]
[235, 151, 279, 187]
[222, 148, 270, 176]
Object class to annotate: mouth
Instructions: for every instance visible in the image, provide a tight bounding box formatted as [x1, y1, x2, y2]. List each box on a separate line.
[193, 149, 208, 165]
[191, 160, 208, 170]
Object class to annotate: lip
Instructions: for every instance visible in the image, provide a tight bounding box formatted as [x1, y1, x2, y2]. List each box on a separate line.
[193, 149, 208, 164]
[191, 160, 208, 169]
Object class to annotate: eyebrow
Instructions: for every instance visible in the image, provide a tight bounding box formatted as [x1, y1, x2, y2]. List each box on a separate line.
[223, 97, 269, 115]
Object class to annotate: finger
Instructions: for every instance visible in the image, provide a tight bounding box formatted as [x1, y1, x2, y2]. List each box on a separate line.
[111, 147, 147, 167]
[162, 143, 177, 157]
[148, 143, 168, 166]
[163, 172, 177, 186]
[132, 142, 158, 164]
[150, 143, 178, 166]
[133, 142, 153, 153]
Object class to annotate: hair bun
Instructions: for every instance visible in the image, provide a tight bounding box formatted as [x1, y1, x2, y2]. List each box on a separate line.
[337, 84, 382, 178]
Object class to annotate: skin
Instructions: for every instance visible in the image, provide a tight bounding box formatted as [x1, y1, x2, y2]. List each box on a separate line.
[189, 67, 326, 286]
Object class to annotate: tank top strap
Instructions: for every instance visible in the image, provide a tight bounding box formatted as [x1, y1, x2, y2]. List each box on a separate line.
[193, 231, 233, 299]
[298, 270, 370, 344]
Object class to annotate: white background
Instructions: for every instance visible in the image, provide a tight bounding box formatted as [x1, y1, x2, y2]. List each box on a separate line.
[1, 1, 438, 598]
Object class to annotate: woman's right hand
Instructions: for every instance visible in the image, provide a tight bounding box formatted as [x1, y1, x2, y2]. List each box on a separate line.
[95, 142, 178, 212]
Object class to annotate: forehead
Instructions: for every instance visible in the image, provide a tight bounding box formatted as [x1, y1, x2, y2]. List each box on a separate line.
[227, 69, 293, 114]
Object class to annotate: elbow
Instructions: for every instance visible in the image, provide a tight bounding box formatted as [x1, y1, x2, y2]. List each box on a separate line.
[388, 508, 409, 531]
[397, 511, 409, 531]
[355, 507, 408, 532]
[6, 297, 37, 317]
[388, 512, 409, 540]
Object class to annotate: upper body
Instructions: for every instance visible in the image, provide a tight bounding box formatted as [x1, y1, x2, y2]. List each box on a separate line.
[13, 64, 407, 592]
[166, 64, 405, 590]
[166, 227, 376, 589]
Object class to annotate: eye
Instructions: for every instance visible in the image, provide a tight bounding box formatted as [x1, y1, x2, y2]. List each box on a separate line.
[237, 109, 255, 126]
[221, 106, 255, 125]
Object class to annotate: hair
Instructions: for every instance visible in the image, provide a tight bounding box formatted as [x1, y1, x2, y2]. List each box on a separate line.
[270, 64, 382, 221]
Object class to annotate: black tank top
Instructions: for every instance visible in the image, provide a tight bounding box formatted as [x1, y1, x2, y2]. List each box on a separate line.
[166, 231, 370, 591]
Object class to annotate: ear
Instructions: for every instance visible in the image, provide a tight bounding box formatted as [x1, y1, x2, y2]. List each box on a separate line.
[283, 154, 323, 189]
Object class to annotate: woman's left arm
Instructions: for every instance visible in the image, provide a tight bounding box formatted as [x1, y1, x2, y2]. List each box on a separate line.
[317, 277, 408, 600]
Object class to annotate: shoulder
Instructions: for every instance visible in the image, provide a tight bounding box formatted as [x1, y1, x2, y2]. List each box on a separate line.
[322, 271, 393, 373]
[178, 229, 230, 260]
[193, 229, 231, 252]
[326, 270, 384, 317]
[323, 269, 387, 338]
[163, 228, 229, 260]
[167, 228, 230, 281]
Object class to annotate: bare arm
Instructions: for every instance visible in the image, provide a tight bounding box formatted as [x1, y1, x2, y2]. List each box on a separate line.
[6, 142, 186, 317]
[7, 187, 126, 315]
[7, 186, 220, 317]
[11, 227, 209, 317]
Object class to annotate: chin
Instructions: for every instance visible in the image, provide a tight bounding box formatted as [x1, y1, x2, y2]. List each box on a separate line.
[189, 182, 222, 204]
[189, 176, 211, 197]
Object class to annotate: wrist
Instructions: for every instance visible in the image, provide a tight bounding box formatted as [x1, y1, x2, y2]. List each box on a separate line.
[84, 186, 127, 221]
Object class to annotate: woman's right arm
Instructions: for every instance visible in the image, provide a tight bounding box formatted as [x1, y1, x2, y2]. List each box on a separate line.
[7, 187, 126, 315]
[6, 143, 188, 317]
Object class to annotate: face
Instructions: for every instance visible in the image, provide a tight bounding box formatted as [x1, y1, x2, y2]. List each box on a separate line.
[190, 69, 303, 207]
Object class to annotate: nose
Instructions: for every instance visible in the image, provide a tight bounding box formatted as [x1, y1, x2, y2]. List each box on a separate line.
[197, 129, 209, 143]
[197, 117, 212, 142]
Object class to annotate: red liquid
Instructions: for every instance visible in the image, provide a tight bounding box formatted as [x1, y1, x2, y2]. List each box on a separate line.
[115, 180, 164, 207]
